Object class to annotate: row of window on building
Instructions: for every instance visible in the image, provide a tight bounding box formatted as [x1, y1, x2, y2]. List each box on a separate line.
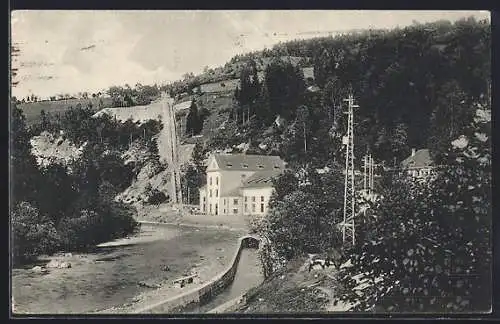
[202, 196, 266, 215]
[201, 203, 266, 214]
[203, 196, 265, 204]
[208, 174, 248, 187]
[408, 168, 433, 178]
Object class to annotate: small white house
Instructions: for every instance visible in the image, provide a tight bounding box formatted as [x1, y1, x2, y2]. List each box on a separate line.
[401, 148, 434, 179]
[198, 153, 286, 217]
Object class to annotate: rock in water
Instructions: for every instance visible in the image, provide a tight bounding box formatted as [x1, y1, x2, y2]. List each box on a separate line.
[46, 260, 61, 268]
[58, 262, 72, 269]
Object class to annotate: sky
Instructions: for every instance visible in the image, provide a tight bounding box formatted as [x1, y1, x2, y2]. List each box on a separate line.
[11, 10, 490, 99]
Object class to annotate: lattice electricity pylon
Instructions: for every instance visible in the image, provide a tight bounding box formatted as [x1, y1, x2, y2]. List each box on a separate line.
[339, 93, 359, 247]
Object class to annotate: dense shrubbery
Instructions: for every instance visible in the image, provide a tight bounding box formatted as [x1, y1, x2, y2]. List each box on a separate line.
[143, 183, 169, 206]
[257, 167, 344, 277]
[107, 83, 161, 107]
[10, 103, 142, 265]
[30, 104, 163, 153]
[335, 101, 491, 312]
[11, 202, 60, 263]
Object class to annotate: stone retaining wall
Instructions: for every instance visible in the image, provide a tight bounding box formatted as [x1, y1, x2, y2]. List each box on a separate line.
[206, 293, 246, 314]
[135, 235, 260, 314]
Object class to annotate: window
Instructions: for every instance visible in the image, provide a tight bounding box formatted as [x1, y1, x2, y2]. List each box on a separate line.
[215, 189, 218, 197]
[245, 204, 248, 212]
[252, 204, 256, 212]
[261, 196, 264, 202]
[242, 163, 249, 168]
[215, 204, 218, 215]
[233, 208, 238, 214]
[226, 163, 233, 167]
[216, 177, 219, 185]
[252, 196, 256, 202]
[223, 209, 226, 214]
[257, 165, 264, 169]
[244, 196, 248, 202]
[223, 199, 226, 205]
[261, 203, 264, 213]
[210, 177, 212, 185]
[203, 197, 206, 202]
[233, 199, 239, 205]
[210, 204, 212, 213]
[210, 189, 212, 197]
[203, 204, 206, 212]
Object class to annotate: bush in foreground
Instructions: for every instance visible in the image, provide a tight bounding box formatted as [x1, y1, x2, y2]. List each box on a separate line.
[11, 202, 60, 264]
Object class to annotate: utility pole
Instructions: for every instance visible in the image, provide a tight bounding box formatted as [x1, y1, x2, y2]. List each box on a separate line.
[303, 121, 307, 154]
[363, 155, 368, 194]
[340, 93, 358, 247]
[370, 154, 375, 195]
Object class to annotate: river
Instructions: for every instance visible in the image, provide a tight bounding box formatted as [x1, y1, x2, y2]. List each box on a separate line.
[11, 223, 242, 314]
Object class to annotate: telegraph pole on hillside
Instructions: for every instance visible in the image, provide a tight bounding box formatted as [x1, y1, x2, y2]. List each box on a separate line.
[340, 93, 358, 247]
[369, 154, 374, 196]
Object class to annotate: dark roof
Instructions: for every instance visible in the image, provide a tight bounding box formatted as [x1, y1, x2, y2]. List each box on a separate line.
[213, 154, 286, 172]
[241, 170, 282, 189]
[401, 149, 433, 168]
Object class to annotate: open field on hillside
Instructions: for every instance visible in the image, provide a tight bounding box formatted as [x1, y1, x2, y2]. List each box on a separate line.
[18, 97, 113, 126]
[12, 224, 241, 314]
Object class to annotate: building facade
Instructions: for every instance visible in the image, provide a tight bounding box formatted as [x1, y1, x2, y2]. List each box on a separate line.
[401, 148, 434, 179]
[198, 154, 286, 217]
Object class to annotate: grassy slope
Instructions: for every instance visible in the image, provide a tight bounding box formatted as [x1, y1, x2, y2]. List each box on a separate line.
[232, 255, 356, 313]
[233, 257, 331, 313]
[18, 97, 113, 126]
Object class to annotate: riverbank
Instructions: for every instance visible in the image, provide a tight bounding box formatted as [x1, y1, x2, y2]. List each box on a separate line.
[12, 224, 241, 314]
[136, 204, 250, 231]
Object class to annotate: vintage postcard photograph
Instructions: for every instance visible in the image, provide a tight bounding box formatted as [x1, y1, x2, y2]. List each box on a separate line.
[10, 10, 491, 315]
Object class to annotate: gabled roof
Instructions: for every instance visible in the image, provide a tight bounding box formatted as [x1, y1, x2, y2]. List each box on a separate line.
[212, 154, 286, 172]
[401, 149, 433, 168]
[241, 170, 282, 189]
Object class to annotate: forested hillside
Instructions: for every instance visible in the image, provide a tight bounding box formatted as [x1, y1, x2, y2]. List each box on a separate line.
[232, 17, 491, 313]
[10, 102, 165, 265]
[196, 17, 490, 169]
[176, 17, 491, 211]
